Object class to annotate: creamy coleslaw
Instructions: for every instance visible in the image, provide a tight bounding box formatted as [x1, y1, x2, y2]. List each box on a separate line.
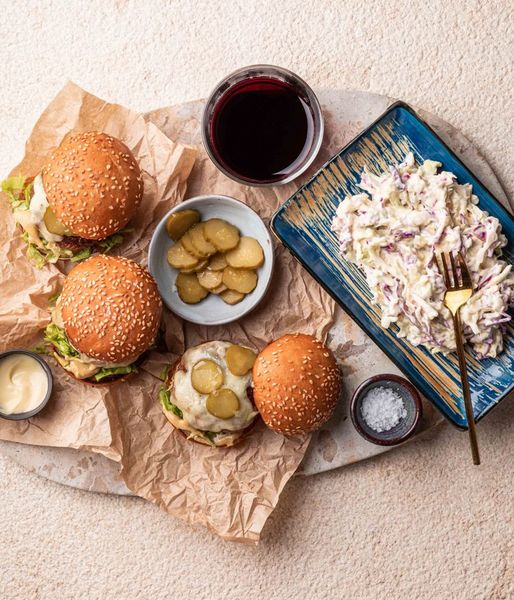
[332, 153, 514, 358]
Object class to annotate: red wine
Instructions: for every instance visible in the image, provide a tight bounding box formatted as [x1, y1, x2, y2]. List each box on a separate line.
[209, 77, 315, 183]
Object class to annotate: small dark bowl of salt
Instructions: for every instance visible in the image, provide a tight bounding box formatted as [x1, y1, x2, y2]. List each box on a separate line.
[350, 374, 422, 446]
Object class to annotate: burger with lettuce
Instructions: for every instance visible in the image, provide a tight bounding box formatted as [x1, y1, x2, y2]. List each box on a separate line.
[2, 131, 143, 267]
[44, 254, 162, 384]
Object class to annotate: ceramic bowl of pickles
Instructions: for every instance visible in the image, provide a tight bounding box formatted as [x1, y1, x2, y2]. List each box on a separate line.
[148, 195, 275, 325]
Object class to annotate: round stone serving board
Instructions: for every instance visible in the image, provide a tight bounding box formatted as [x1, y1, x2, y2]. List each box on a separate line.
[1, 89, 511, 494]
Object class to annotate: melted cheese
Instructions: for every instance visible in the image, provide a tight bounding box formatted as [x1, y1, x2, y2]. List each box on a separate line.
[171, 341, 257, 433]
[53, 352, 100, 379]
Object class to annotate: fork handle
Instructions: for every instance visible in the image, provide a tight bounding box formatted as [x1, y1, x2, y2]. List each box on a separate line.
[453, 311, 481, 465]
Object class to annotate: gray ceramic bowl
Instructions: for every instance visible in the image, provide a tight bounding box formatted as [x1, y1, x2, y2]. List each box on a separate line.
[148, 195, 275, 325]
[0, 350, 53, 421]
[350, 374, 422, 446]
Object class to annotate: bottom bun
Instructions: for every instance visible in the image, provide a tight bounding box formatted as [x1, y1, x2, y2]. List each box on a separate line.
[162, 409, 258, 448]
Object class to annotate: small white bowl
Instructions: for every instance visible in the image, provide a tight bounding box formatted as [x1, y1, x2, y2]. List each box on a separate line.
[148, 195, 275, 325]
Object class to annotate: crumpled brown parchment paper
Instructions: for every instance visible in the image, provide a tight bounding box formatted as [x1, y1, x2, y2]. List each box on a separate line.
[0, 83, 336, 542]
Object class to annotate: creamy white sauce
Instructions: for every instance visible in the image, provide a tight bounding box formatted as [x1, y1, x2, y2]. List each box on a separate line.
[332, 154, 514, 358]
[13, 174, 63, 244]
[0, 354, 48, 415]
[171, 341, 257, 432]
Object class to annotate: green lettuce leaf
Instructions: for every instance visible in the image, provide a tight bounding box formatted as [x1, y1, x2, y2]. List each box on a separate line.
[21, 226, 68, 267]
[203, 431, 217, 444]
[1, 175, 32, 210]
[70, 247, 92, 262]
[98, 232, 124, 252]
[159, 364, 170, 381]
[159, 388, 183, 418]
[44, 323, 79, 358]
[26, 243, 47, 269]
[94, 364, 137, 382]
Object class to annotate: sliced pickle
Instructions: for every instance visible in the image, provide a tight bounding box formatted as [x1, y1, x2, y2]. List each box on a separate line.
[165, 210, 200, 240]
[176, 272, 209, 304]
[191, 359, 224, 394]
[226, 345, 257, 376]
[222, 267, 257, 294]
[203, 219, 240, 251]
[167, 242, 199, 269]
[197, 269, 223, 290]
[180, 258, 208, 274]
[43, 207, 70, 236]
[189, 223, 217, 257]
[207, 253, 228, 271]
[181, 230, 205, 259]
[225, 237, 264, 269]
[206, 388, 240, 419]
[219, 289, 245, 305]
[210, 283, 227, 295]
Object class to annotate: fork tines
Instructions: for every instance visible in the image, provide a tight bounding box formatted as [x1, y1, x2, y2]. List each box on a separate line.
[435, 251, 472, 290]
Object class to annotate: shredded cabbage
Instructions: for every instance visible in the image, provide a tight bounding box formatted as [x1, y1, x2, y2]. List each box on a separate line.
[44, 323, 79, 358]
[44, 321, 138, 381]
[26, 240, 48, 269]
[1, 175, 33, 210]
[332, 153, 514, 359]
[69, 247, 92, 262]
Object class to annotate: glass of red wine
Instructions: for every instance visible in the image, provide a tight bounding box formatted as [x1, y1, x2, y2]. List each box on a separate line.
[202, 65, 324, 186]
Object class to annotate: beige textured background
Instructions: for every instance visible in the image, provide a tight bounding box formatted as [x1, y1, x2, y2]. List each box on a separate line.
[1, 1, 513, 599]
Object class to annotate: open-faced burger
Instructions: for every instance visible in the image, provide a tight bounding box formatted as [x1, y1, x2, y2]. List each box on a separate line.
[160, 341, 258, 447]
[44, 254, 162, 384]
[1, 131, 143, 266]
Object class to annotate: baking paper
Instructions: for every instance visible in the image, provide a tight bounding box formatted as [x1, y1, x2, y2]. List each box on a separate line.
[0, 84, 336, 542]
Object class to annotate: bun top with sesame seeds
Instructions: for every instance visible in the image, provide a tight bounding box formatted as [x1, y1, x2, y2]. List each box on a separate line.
[60, 255, 162, 364]
[252, 333, 341, 435]
[42, 132, 143, 240]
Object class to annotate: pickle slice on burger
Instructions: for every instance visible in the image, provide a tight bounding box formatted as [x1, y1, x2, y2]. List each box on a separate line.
[43, 255, 162, 384]
[1, 131, 143, 267]
[160, 341, 258, 447]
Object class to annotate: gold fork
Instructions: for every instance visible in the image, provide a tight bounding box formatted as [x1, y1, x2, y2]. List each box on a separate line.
[435, 251, 480, 465]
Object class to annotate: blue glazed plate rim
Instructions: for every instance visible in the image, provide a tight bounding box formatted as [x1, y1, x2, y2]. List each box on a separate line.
[271, 100, 513, 430]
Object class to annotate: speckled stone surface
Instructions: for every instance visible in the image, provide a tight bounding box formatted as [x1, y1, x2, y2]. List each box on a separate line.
[0, 1, 512, 599]
[4, 87, 509, 492]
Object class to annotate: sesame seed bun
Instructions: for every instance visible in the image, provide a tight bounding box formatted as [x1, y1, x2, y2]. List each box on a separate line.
[42, 132, 143, 240]
[60, 255, 162, 364]
[252, 333, 341, 435]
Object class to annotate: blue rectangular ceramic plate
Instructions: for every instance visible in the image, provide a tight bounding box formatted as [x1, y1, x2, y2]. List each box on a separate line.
[271, 101, 513, 428]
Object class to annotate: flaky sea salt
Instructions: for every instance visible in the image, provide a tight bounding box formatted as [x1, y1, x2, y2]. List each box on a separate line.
[360, 386, 407, 433]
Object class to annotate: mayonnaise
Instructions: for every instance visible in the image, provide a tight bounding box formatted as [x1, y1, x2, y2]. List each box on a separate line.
[0, 354, 49, 415]
[13, 174, 63, 245]
[31, 175, 64, 242]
